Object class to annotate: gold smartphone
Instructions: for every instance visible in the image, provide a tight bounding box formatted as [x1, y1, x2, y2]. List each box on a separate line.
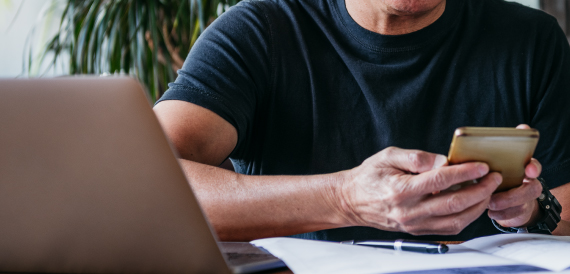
[447, 127, 539, 192]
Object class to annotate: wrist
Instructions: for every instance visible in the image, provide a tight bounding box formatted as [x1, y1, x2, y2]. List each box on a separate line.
[331, 168, 362, 227]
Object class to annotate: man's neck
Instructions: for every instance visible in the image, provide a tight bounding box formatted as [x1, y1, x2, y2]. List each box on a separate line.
[345, 0, 446, 35]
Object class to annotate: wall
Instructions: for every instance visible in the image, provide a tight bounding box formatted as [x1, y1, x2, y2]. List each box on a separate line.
[518, 0, 541, 7]
[0, 0, 64, 77]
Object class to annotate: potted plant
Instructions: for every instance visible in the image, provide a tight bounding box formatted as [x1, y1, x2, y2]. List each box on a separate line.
[29, 0, 240, 102]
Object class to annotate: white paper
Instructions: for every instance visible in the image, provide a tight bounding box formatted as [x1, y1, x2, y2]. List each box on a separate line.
[252, 237, 521, 274]
[520, 271, 570, 274]
[460, 233, 570, 272]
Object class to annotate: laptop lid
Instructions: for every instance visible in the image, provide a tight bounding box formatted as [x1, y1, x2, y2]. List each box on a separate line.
[0, 76, 232, 273]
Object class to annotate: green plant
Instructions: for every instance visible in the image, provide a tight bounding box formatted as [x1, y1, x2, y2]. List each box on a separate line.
[30, 0, 240, 102]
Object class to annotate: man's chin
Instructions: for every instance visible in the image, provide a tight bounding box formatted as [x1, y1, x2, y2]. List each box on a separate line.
[383, 0, 446, 15]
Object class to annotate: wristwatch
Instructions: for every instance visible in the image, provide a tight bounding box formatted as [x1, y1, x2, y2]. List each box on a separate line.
[491, 178, 562, 235]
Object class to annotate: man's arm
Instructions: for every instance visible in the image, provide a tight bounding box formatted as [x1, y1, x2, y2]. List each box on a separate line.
[154, 100, 504, 241]
[154, 100, 349, 240]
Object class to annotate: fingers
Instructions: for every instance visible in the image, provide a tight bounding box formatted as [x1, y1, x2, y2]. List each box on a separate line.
[516, 124, 530, 129]
[525, 158, 542, 179]
[488, 179, 542, 211]
[400, 198, 491, 235]
[419, 172, 502, 216]
[488, 204, 527, 221]
[381, 172, 500, 235]
[410, 162, 491, 194]
[488, 200, 539, 228]
[487, 179, 542, 227]
[372, 147, 448, 174]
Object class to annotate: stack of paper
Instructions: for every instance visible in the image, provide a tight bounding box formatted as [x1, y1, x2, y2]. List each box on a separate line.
[252, 234, 570, 274]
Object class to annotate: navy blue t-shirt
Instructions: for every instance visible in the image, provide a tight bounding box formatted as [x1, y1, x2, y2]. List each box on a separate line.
[158, 0, 570, 241]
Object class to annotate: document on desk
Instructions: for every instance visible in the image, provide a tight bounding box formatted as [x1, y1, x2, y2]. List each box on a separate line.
[251, 233, 570, 274]
[460, 233, 570, 272]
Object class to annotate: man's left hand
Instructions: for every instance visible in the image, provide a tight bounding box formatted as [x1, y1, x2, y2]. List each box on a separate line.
[487, 124, 543, 228]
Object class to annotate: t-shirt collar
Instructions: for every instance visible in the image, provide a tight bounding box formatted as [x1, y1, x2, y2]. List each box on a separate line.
[332, 0, 462, 51]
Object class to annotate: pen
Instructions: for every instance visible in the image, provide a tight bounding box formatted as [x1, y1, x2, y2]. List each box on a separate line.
[340, 239, 449, 254]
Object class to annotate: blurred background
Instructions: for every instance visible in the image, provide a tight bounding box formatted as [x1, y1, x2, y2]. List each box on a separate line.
[0, 0, 237, 101]
[0, 0, 562, 102]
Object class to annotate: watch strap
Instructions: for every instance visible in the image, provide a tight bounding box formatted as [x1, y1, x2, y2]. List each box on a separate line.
[527, 178, 562, 234]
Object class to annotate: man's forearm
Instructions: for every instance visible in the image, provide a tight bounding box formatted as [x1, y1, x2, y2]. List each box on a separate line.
[553, 220, 570, 236]
[178, 159, 351, 241]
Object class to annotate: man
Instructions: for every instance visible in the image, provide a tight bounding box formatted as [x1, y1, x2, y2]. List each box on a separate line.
[153, 0, 570, 241]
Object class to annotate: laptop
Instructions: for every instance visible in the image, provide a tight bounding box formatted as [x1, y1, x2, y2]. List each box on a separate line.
[0, 77, 286, 273]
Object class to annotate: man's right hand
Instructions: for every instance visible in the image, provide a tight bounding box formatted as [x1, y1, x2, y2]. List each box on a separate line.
[338, 147, 502, 235]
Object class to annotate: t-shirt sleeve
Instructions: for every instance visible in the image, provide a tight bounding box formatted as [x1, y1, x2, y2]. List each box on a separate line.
[156, 1, 273, 155]
[530, 17, 570, 189]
